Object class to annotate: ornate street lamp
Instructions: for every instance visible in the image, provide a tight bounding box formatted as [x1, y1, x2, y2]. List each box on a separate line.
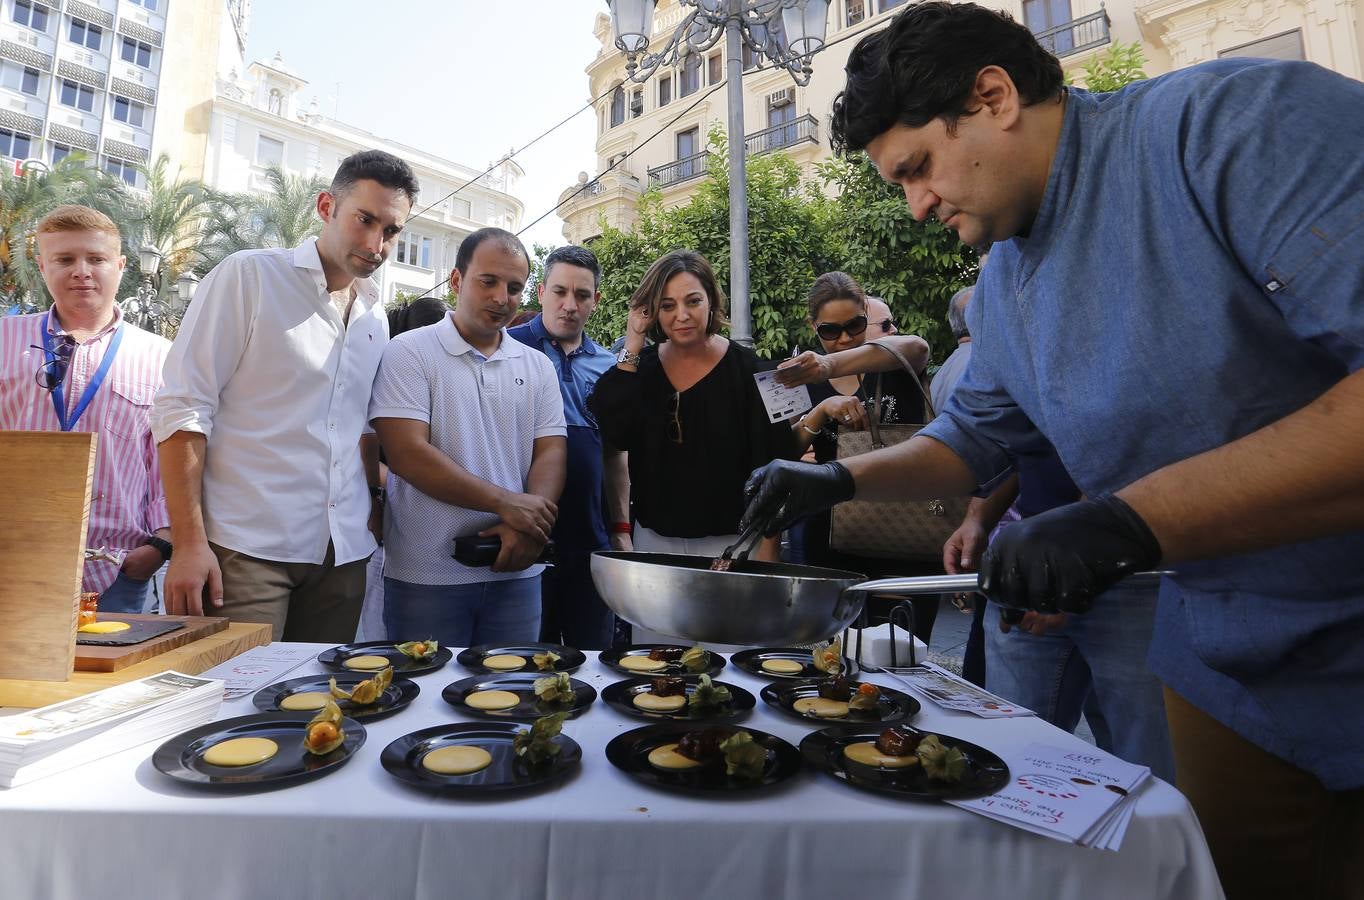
[174, 270, 199, 315]
[122, 244, 179, 336]
[606, 0, 830, 346]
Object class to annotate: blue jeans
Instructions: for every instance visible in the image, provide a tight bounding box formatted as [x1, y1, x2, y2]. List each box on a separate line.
[984, 584, 1175, 783]
[382, 576, 541, 647]
[99, 570, 152, 614]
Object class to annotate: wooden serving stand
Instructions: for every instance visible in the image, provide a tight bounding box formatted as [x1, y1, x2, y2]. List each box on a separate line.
[0, 431, 272, 709]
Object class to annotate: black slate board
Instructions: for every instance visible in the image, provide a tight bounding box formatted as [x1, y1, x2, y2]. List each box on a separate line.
[76, 617, 185, 646]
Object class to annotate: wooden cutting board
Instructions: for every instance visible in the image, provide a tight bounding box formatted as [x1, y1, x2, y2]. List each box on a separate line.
[74, 613, 230, 672]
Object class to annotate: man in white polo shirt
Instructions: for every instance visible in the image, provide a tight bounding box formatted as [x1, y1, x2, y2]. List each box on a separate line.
[370, 227, 567, 645]
[153, 150, 417, 642]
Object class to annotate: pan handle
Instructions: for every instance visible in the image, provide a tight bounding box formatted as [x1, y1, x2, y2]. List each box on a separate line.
[845, 570, 1172, 597]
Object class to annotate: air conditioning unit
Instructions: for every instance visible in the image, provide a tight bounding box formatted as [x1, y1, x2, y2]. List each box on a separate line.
[768, 88, 793, 107]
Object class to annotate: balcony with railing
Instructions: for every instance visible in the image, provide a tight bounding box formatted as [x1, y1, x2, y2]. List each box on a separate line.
[648, 149, 710, 188]
[1033, 8, 1111, 57]
[744, 113, 818, 156]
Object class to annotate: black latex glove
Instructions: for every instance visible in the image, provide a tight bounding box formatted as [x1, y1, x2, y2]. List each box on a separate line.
[979, 493, 1162, 614]
[741, 460, 855, 537]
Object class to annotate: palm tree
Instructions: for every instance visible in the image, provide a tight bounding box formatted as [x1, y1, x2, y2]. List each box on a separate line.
[197, 165, 326, 274]
[137, 154, 211, 296]
[0, 154, 132, 310]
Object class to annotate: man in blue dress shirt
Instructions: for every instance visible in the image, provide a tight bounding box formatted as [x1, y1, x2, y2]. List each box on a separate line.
[742, 4, 1364, 896]
[510, 246, 630, 649]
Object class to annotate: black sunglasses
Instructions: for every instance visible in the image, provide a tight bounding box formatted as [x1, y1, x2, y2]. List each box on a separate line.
[815, 314, 869, 342]
[874, 317, 895, 334]
[32, 336, 77, 392]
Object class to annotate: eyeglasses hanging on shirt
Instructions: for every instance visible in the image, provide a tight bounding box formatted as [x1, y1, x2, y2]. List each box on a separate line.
[33, 311, 124, 432]
[667, 390, 684, 444]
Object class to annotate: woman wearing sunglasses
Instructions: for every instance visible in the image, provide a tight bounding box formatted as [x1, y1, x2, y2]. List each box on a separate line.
[590, 250, 795, 598]
[778, 271, 942, 640]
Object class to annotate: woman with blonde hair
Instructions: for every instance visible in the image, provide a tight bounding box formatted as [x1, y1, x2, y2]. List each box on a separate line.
[590, 250, 794, 580]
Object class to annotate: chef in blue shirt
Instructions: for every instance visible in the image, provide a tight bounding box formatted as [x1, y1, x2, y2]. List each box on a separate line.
[742, 5, 1364, 898]
[510, 245, 630, 649]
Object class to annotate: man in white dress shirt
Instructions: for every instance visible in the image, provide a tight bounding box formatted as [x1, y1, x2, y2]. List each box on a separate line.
[152, 150, 418, 642]
[370, 228, 567, 646]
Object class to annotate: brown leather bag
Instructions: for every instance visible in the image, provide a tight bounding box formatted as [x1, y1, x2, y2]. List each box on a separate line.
[829, 341, 970, 562]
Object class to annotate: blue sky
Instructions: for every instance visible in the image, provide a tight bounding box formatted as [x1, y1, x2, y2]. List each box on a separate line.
[246, 0, 604, 248]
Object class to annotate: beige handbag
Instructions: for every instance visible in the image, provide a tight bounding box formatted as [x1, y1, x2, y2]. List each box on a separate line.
[829, 341, 970, 562]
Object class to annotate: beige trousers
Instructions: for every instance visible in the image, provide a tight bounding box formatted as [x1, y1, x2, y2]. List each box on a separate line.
[211, 541, 369, 643]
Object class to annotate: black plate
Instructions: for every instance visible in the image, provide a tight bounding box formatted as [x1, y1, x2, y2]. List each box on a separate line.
[601, 677, 754, 722]
[731, 647, 859, 681]
[442, 673, 596, 721]
[77, 616, 184, 646]
[598, 644, 726, 678]
[380, 722, 581, 794]
[604, 722, 802, 795]
[799, 726, 1009, 801]
[317, 640, 452, 677]
[152, 712, 366, 789]
[455, 643, 585, 674]
[760, 679, 920, 726]
[252, 673, 420, 722]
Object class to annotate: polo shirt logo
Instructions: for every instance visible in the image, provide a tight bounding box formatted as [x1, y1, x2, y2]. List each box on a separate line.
[515, 377, 525, 385]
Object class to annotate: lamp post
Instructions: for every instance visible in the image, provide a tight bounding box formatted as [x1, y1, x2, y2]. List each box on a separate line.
[606, 0, 830, 347]
[122, 244, 183, 336]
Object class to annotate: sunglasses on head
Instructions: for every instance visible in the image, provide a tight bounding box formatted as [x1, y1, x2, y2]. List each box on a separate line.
[31, 335, 77, 392]
[815, 314, 869, 342]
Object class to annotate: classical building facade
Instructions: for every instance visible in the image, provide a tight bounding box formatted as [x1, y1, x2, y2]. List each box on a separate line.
[557, 0, 1361, 245]
[202, 53, 526, 305]
[0, 0, 247, 186]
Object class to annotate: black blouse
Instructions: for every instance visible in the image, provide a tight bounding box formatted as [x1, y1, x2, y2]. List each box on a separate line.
[807, 367, 927, 464]
[590, 342, 795, 538]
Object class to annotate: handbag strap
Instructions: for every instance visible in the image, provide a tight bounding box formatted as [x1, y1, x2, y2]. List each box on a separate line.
[865, 338, 938, 420]
[869, 373, 885, 448]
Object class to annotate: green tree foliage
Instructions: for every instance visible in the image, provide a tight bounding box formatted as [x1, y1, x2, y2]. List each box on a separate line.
[196, 165, 327, 274]
[138, 154, 212, 304]
[1074, 41, 1149, 92]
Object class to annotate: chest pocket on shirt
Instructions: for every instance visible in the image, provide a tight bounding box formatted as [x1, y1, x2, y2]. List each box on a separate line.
[103, 380, 157, 440]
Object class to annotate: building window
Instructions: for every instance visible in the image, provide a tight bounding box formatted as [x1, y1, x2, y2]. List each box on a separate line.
[629, 88, 643, 118]
[609, 84, 625, 128]
[1023, 0, 1074, 53]
[1219, 29, 1305, 61]
[59, 80, 96, 113]
[707, 53, 722, 84]
[104, 157, 142, 187]
[0, 128, 33, 159]
[69, 18, 103, 51]
[12, 0, 49, 31]
[0, 62, 41, 95]
[451, 196, 471, 219]
[846, 0, 866, 26]
[112, 95, 147, 127]
[256, 134, 284, 167]
[396, 233, 433, 270]
[658, 74, 672, 107]
[742, 44, 758, 70]
[680, 53, 701, 97]
[768, 93, 796, 147]
[50, 142, 72, 164]
[676, 126, 699, 178]
[120, 37, 153, 68]
[129, 0, 158, 10]
[879, 0, 908, 10]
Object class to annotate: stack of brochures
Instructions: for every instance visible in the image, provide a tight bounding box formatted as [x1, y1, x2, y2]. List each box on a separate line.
[0, 671, 223, 788]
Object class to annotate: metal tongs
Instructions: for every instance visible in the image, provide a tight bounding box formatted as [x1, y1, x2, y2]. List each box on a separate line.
[711, 519, 767, 571]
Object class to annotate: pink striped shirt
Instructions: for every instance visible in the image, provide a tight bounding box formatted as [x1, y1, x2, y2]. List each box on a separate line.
[0, 307, 170, 592]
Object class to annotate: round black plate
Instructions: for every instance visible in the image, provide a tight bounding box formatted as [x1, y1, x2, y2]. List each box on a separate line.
[731, 647, 859, 681]
[598, 644, 726, 678]
[600, 677, 754, 723]
[455, 643, 585, 674]
[152, 712, 366, 789]
[799, 726, 1009, 801]
[252, 673, 420, 722]
[604, 722, 802, 795]
[759, 679, 920, 726]
[317, 640, 452, 677]
[380, 722, 581, 794]
[442, 673, 596, 721]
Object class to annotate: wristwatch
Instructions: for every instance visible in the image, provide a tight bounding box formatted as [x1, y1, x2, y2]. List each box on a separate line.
[146, 536, 173, 561]
[616, 347, 642, 367]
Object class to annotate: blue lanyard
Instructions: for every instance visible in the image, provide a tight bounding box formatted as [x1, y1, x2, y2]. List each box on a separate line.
[42, 310, 124, 432]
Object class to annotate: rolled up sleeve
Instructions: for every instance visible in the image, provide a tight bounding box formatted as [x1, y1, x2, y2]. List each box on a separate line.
[368, 338, 434, 424]
[150, 256, 252, 444]
[531, 355, 567, 439]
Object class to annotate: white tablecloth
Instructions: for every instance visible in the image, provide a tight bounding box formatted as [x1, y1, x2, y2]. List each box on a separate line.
[0, 647, 1223, 900]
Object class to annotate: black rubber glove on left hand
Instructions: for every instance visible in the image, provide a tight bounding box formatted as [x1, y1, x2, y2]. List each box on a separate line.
[979, 494, 1162, 614]
[741, 460, 855, 538]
